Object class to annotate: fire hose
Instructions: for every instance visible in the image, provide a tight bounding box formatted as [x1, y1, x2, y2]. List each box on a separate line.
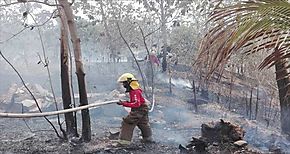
[148, 94, 155, 113]
[0, 98, 156, 118]
[0, 100, 120, 118]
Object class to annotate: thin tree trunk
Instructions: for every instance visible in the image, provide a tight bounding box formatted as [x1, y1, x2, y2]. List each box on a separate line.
[275, 60, 290, 135]
[249, 87, 253, 120]
[245, 92, 248, 116]
[169, 62, 172, 94]
[217, 80, 221, 104]
[267, 92, 274, 120]
[0, 51, 62, 139]
[58, 0, 91, 142]
[228, 72, 233, 111]
[99, 0, 116, 63]
[138, 26, 155, 102]
[116, 23, 148, 98]
[193, 79, 198, 113]
[255, 86, 259, 120]
[60, 19, 77, 137]
[160, 0, 167, 72]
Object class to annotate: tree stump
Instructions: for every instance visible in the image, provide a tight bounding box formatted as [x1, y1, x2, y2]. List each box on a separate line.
[201, 119, 245, 143]
[182, 119, 257, 153]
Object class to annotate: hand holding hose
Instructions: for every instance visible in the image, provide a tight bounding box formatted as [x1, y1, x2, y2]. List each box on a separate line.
[117, 100, 124, 105]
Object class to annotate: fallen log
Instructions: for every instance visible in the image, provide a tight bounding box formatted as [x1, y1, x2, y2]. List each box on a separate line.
[0, 100, 119, 118]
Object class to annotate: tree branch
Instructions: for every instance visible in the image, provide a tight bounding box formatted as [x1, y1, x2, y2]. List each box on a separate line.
[21, 104, 54, 133]
[0, 28, 28, 44]
[0, 50, 63, 139]
[32, 9, 58, 28]
[29, 11, 67, 139]
[0, 9, 57, 44]
[138, 25, 155, 112]
[116, 22, 148, 98]
[145, 26, 161, 38]
[0, 0, 60, 7]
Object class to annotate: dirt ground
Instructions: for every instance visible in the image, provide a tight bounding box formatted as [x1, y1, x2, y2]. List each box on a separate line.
[0, 87, 265, 154]
[0, 80, 188, 154]
[0, 67, 289, 153]
[0, 126, 178, 154]
[0, 110, 180, 154]
[0, 107, 181, 154]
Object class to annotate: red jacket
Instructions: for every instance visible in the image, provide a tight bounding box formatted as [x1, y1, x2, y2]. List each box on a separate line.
[149, 55, 160, 66]
[145, 54, 160, 66]
[122, 89, 145, 108]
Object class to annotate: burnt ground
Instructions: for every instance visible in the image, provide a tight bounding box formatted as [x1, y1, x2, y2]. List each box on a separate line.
[0, 83, 265, 154]
[0, 120, 178, 154]
[0, 86, 192, 154]
[0, 62, 189, 154]
[0, 63, 289, 153]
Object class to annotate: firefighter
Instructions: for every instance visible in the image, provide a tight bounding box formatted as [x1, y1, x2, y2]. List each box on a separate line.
[116, 73, 153, 145]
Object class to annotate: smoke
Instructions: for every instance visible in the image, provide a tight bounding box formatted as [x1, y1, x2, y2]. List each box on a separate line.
[156, 73, 192, 89]
[149, 97, 202, 145]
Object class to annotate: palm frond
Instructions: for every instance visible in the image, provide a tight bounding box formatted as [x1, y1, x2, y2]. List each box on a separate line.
[196, 0, 290, 75]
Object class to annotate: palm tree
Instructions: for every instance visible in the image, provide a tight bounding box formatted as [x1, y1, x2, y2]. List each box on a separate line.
[197, 0, 290, 135]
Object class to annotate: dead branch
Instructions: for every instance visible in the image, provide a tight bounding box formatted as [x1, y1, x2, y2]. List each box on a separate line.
[33, 9, 58, 28]
[29, 11, 67, 139]
[0, 0, 60, 7]
[21, 104, 54, 133]
[144, 26, 161, 38]
[0, 9, 57, 44]
[0, 51, 62, 139]
[116, 22, 148, 98]
[138, 25, 156, 112]
[0, 28, 28, 44]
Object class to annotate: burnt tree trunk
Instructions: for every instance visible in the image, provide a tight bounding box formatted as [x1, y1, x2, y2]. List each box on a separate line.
[267, 92, 274, 121]
[169, 63, 172, 94]
[275, 60, 290, 135]
[60, 18, 77, 137]
[228, 72, 234, 111]
[249, 87, 253, 120]
[192, 79, 198, 112]
[58, 0, 91, 142]
[245, 92, 248, 116]
[254, 87, 259, 120]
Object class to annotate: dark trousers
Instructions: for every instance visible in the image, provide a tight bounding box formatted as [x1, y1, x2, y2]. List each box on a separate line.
[119, 104, 152, 141]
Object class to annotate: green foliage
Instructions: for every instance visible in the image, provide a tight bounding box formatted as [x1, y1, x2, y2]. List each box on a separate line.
[197, 0, 290, 75]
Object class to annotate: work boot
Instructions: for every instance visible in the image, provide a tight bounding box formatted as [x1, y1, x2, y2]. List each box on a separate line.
[141, 136, 154, 143]
[110, 139, 131, 147]
[117, 139, 131, 146]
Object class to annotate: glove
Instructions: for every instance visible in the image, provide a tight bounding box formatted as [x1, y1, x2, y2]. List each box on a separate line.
[117, 100, 123, 105]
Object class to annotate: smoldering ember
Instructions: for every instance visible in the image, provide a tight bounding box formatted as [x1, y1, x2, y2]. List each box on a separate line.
[1, 0, 290, 154]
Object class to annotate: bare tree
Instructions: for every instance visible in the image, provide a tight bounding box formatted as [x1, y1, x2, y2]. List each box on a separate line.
[58, 0, 91, 142]
[59, 8, 78, 137]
